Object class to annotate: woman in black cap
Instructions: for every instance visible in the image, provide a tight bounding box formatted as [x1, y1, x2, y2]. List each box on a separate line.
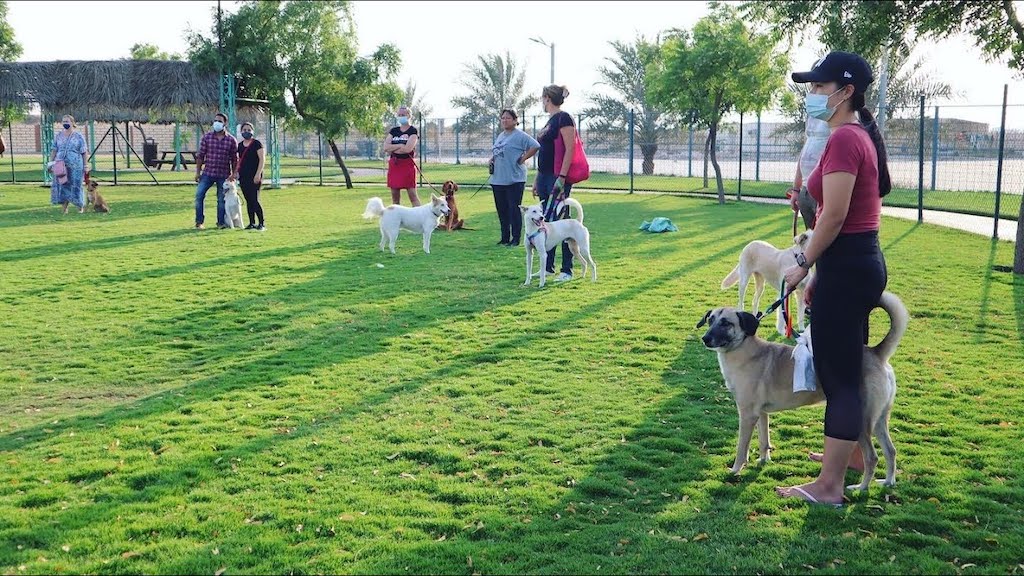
[778, 51, 892, 507]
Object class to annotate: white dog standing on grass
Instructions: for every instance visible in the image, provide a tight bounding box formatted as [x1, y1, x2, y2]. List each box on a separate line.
[362, 195, 450, 254]
[223, 181, 245, 229]
[721, 231, 814, 335]
[520, 198, 597, 288]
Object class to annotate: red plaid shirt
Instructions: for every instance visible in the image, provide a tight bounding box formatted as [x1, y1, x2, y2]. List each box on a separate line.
[197, 131, 238, 179]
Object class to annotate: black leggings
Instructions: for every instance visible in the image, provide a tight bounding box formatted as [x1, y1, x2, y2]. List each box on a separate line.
[811, 231, 887, 441]
[491, 182, 525, 244]
[239, 179, 264, 226]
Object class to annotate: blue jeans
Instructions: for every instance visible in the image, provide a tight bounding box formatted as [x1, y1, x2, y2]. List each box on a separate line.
[536, 172, 574, 275]
[195, 174, 227, 226]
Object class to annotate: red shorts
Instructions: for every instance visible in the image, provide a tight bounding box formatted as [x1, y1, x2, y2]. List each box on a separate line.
[387, 156, 417, 189]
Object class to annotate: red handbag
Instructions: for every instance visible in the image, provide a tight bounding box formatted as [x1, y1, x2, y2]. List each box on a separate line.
[554, 130, 590, 185]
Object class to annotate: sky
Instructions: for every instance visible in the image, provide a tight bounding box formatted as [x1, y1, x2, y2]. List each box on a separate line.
[6, 0, 1024, 129]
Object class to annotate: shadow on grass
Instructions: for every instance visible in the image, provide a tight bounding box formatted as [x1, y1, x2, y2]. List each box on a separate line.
[0, 228, 195, 263]
[0, 198, 190, 229]
[974, 239, 1001, 343]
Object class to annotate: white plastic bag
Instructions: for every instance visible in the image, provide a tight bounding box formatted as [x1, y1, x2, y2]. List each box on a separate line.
[792, 327, 817, 393]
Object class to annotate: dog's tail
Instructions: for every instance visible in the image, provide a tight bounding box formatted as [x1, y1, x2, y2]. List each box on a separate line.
[721, 265, 740, 289]
[873, 291, 910, 363]
[563, 197, 584, 223]
[362, 197, 385, 220]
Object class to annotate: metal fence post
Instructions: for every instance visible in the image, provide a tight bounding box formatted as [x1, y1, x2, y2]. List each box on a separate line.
[687, 122, 694, 178]
[755, 111, 761, 182]
[88, 119, 96, 174]
[628, 108, 635, 194]
[917, 95, 925, 223]
[110, 119, 118, 185]
[418, 113, 424, 187]
[7, 121, 14, 183]
[125, 122, 131, 168]
[737, 113, 744, 201]
[317, 129, 323, 186]
[532, 116, 538, 170]
[930, 106, 939, 191]
[455, 120, 461, 165]
[994, 84, 1008, 239]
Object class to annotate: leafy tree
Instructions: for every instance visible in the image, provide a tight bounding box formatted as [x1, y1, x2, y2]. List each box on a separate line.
[187, 0, 402, 188]
[129, 43, 181, 61]
[648, 3, 787, 203]
[745, 0, 1024, 73]
[451, 51, 532, 132]
[582, 36, 674, 176]
[0, 0, 25, 127]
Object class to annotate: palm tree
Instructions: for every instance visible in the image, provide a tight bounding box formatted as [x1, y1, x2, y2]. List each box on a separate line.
[402, 80, 433, 120]
[450, 51, 533, 131]
[582, 36, 675, 175]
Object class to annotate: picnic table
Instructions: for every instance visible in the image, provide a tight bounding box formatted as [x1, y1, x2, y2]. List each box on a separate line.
[152, 150, 197, 170]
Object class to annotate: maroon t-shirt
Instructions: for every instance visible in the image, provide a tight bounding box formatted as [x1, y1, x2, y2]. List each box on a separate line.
[807, 124, 881, 233]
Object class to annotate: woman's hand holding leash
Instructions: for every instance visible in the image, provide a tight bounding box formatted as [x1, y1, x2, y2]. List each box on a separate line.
[783, 264, 808, 294]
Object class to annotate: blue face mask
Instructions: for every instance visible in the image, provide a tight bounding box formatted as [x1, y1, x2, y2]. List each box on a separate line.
[212, 121, 225, 132]
[396, 116, 409, 126]
[241, 131, 253, 140]
[62, 123, 71, 130]
[805, 88, 846, 121]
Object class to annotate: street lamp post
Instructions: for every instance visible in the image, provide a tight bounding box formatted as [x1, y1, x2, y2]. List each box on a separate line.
[529, 37, 555, 84]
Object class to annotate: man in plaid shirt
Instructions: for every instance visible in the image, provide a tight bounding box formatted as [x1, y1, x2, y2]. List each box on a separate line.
[194, 112, 238, 229]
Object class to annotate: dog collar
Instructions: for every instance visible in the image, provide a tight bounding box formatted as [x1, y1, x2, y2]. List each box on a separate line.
[526, 223, 547, 244]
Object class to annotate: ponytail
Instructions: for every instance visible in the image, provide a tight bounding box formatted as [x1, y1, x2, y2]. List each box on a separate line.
[850, 91, 891, 197]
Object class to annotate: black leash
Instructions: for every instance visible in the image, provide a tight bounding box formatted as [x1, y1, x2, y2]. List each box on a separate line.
[757, 287, 796, 321]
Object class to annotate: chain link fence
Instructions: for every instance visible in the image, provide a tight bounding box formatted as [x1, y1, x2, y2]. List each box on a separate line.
[3, 99, 1021, 229]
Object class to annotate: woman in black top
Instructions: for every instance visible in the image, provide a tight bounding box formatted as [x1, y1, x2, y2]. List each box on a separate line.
[533, 84, 578, 282]
[236, 122, 266, 230]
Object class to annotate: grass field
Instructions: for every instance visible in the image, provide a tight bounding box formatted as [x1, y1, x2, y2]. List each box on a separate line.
[1, 153, 1019, 220]
[0, 183, 1022, 574]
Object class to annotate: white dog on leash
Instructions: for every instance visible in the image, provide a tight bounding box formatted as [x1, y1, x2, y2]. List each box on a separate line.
[720, 230, 814, 335]
[362, 195, 450, 254]
[520, 197, 597, 288]
[223, 181, 245, 229]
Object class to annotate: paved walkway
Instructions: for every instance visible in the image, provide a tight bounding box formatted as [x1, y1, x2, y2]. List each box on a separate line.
[740, 195, 1018, 242]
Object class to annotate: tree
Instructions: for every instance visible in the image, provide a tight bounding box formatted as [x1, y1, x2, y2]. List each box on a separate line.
[450, 51, 532, 132]
[648, 4, 787, 203]
[403, 80, 433, 119]
[582, 36, 674, 176]
[187, 0, 402, 188]
[129, 42, 181, 61]
[0, 0, 25, 127]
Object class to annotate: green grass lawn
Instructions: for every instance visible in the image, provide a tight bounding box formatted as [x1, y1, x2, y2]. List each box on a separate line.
[0, 183, 1022, 574]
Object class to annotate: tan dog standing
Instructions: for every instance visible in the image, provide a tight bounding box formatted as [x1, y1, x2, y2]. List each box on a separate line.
[695, 291, 908, 492]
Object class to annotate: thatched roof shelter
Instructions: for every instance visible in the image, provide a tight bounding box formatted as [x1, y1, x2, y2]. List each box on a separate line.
[0, 60, 263, 124]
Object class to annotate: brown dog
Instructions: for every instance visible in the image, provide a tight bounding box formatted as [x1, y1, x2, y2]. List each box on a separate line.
[86, 179, 110, 213]
[438, 180, 465, 231]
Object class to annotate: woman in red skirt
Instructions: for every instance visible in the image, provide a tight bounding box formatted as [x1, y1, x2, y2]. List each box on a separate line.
[383, 106, 420, 206]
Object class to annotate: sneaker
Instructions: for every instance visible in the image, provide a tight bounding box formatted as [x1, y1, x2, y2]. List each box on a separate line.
[217, 224, 230, 230]
[256, 225, 266, 232]
[245, 223, 257, 230]
[554, 272, 573, 282]
[195, 223, 205, 230]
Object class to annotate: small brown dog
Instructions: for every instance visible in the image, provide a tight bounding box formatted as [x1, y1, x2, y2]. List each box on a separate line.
[438, 180, 464, 231]
[86, 179, 110, 213]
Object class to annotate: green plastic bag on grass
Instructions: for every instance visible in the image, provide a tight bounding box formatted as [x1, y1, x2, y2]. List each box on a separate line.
[639, 217, 678, 233]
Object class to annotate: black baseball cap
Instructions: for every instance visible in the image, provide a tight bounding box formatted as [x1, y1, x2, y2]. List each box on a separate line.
[791, 51, 874, 93]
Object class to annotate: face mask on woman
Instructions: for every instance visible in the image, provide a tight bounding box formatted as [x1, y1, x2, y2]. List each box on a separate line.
[241, 131, 253, 140]
[805, 87, 846, 121]
[396, 116, 409, 126]
[62, 123, 71, 130]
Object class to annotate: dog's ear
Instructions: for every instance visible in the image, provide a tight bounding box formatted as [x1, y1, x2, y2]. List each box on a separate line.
[519, 205, 528, 214]
[737, 311, 760, 337]
[452, 182, 459, 192]
[695, 309, 712, 329]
